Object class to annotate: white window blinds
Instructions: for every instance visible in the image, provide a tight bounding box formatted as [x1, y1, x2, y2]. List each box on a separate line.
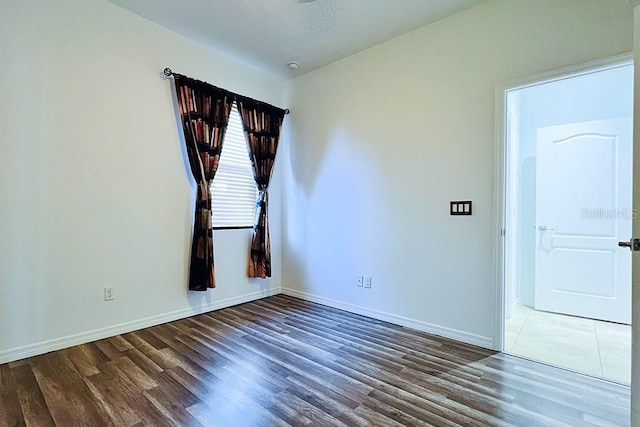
[210, 102, 257, 228]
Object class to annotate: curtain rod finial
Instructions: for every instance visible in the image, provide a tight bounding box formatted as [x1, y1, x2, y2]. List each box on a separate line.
[163, 68, 173, 77]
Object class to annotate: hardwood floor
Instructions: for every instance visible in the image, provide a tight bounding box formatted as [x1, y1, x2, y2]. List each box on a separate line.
[0, 295, 630, 426]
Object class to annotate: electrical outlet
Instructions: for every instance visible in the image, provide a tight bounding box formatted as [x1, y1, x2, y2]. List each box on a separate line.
[104, 286, 114, 301]
[364, 276, 372, 289]
[356, 275, 364, 287]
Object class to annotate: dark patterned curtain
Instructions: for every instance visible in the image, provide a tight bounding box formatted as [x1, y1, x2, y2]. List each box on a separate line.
[236, 97, 286, 278]
[174, 76, 233, 290]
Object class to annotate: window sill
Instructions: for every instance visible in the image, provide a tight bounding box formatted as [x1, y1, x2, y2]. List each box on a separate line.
[213, 226, 253, 230]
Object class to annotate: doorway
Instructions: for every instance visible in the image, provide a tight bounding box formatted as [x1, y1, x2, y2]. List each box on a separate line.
[501, 59, 633, 384]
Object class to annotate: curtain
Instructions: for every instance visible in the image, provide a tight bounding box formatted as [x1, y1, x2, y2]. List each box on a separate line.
[174, 76, 233, 290]
[236, 97, 286, 278]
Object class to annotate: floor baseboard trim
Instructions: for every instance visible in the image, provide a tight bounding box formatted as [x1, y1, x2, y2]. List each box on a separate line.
[0, 287, 281, 364]
[508, 297, 521, 318]
[281, 287, 494, 349]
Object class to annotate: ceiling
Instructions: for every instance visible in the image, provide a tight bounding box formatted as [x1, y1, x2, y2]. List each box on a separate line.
[108, 0, 485, 79]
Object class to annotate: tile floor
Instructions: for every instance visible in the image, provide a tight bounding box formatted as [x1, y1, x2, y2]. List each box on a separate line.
[505, 304, 631, 384]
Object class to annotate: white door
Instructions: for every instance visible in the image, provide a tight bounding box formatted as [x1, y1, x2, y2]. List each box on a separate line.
[535, 117, 632, 324]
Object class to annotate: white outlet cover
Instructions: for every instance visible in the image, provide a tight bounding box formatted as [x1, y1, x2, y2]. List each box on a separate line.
[364, 277, 372, 288]
[356, 275, 364, 287]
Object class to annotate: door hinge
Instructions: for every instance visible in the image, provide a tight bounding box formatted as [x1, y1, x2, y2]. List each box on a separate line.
[500, 228, 506, 237]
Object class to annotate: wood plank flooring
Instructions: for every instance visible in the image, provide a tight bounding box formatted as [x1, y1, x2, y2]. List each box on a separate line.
[0, 295, 631, 426]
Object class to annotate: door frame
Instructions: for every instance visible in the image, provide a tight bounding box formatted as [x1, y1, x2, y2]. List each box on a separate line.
[493, 53, 633, 352]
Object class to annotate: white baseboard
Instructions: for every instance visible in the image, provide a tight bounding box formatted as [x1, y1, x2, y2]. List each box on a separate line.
[281, 288, 494, 349]
[509, 297, 522, 318]
[504, 296, 521, 320]
[0, 287, 281, 364]
[1, 286, 494, 364]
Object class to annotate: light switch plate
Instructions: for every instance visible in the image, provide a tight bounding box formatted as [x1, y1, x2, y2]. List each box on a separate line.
[450, 201, 472, 216]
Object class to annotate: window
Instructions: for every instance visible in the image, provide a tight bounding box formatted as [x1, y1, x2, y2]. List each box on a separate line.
[211, 102, 257, 229]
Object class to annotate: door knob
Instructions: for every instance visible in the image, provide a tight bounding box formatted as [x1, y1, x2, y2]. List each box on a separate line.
[538, 225, 555, 231]
[619, 239, 640, 251]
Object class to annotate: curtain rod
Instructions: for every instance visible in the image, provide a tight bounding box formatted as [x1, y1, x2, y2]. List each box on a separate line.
[163, 68, 289, 115]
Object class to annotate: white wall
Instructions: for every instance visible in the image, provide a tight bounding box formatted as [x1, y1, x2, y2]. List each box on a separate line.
[282, 0, 634, 348]
[0, 0, 286, 362]
[514, 64, 633, 308]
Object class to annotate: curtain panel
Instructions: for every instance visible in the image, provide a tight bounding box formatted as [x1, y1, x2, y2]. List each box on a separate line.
[236, 97, 286, 278]
[174, 76, 233, 290]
